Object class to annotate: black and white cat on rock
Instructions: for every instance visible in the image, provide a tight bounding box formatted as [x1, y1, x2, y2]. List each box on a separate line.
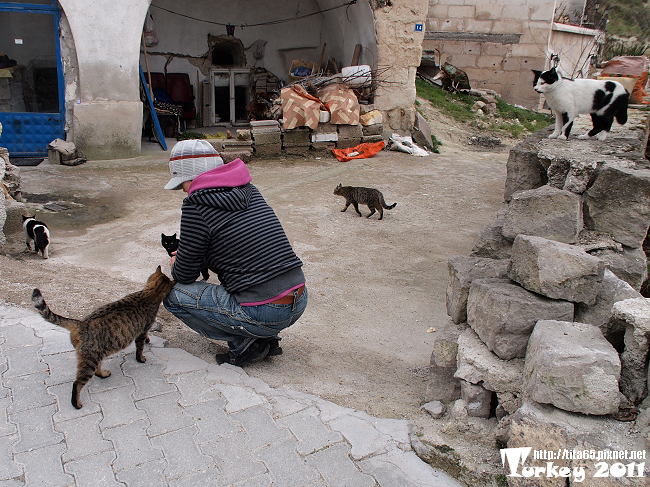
[533, 67, 629, 141]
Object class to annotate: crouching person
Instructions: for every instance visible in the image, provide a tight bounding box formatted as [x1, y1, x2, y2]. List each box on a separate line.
[162, 140, 307, 366]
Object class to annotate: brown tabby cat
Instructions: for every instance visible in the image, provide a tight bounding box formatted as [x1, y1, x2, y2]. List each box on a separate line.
[31, 266, 175, 409]
[333, 184, 397, 220]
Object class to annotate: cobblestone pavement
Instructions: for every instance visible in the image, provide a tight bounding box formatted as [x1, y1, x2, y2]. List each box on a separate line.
[0, 302, 462, 487]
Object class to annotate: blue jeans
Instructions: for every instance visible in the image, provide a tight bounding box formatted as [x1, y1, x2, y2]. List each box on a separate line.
[163, 281, 308, 355]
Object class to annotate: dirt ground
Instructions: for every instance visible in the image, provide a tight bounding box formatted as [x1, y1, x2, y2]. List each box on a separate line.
[1, 105, 515, 462]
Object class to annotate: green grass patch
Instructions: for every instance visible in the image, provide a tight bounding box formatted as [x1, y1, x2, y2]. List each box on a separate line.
[416, 79, 476, 123]
[416, 78, 551, 139]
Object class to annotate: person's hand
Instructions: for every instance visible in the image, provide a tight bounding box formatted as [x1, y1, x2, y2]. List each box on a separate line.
[170, 251, 176, 268]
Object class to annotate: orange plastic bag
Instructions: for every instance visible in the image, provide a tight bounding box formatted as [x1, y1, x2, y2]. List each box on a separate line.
[331, 141, 385, 162]
[631, 71, 649, 104]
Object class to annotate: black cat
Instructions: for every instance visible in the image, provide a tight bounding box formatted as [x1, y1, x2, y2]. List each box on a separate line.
[161, 233, 210, 281]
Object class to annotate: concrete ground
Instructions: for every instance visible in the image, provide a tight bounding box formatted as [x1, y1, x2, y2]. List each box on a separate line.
[0, 118, 511, 478]
[0, 301, 464, 487]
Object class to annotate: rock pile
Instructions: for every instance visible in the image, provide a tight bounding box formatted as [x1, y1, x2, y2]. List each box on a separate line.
[0, 122, 27, 250]
[425, 125, 650, 483]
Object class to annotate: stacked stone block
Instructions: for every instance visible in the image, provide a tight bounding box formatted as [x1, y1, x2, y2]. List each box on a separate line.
[219, 134, 253, 163]
[250, 120, 281, 157]
[336, 124, 363, 150]
[428, 124, 650, 464]
[282, 127, 310, 156]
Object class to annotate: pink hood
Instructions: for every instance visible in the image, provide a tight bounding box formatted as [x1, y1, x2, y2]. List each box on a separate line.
[187, 158, 252, 195]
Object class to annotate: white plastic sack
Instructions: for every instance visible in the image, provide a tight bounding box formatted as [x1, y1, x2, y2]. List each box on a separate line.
[387, 134, 429, 156]
[143, 13, 158, 48]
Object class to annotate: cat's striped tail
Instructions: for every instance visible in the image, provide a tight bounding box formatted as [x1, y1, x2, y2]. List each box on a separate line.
[382, 201, 397, 210]
[31, 289, 82, 332]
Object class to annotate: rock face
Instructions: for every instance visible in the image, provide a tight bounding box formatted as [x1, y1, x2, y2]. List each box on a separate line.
[454, 328, 524, 415]
[467, 278, 574, 360]
[460, 380, 493, 418]
[508, 235, 605, 305]
[523, 320, 621, 416]
[470, 217, 512, 260]
[425, 323, 463, 404]
[574, 269, 642, 334]
[504, 133, 548, 202]
[591, 246, 648, 291]
[508, 401, 646, 487]
[610, 298, 650, 404]
[583, 164, 650, 249]
[446, 256, 509, 324]
[501, 185, 583, 244]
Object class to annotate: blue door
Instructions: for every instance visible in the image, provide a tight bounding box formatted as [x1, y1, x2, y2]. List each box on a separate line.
[0, 1, 65, 156]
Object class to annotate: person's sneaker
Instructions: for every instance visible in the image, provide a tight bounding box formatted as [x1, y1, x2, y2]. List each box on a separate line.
[216, 341, 270, 367]
[266, 338, 283, 356]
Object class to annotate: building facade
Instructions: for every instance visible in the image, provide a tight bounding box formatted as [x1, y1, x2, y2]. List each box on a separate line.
[0, 0, 428, 160]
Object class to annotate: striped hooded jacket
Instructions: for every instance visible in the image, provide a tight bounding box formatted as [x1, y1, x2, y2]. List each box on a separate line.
[171, 158, 304, 301]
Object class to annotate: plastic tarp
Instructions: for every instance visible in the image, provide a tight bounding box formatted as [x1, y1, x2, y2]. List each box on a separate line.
[600, 56, 649, 104]
[331, 141, 385, 162]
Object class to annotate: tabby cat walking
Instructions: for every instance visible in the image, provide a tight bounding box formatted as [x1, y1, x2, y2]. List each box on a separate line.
[334, 184, 397, 220]
[31, 266, 175, 409]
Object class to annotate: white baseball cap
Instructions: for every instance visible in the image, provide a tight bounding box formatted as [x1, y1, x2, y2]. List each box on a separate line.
[164, 139, 224, 190]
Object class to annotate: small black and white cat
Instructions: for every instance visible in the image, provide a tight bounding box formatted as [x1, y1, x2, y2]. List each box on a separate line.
[161, 232, 209, 281]
[532, 67, 629, 141]
[23, 215, 50, 259]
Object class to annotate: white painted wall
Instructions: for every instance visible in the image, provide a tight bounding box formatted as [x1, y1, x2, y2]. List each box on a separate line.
[142, 0, 378, 99]
[50, 0, 421, 158]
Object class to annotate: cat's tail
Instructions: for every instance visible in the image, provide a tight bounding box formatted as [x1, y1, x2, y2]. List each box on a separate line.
[383, 201, 397, 210]
[31, 289, 82, 332]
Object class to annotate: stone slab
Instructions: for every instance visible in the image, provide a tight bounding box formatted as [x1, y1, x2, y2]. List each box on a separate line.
[508, 235, 604, 305]
[502, 185, 583, 244]
[583, 163, 650, 249]
[467, 278, 574, 360]
[524, 320, 621, 415]
[446, 255, 509, 324]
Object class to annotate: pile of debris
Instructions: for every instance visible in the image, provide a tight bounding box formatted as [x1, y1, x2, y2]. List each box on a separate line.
[209, 102, 434, 161]
[422, 124, 650, 485]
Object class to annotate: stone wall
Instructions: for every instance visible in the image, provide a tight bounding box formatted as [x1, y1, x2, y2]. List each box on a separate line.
[423, 0, 555, 108]
[424, 117, 650, 482]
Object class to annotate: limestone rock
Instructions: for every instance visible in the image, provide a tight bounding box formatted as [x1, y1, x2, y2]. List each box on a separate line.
[446, 256, 509, 324]
[583, 163, 650, 249]
[504, 131, 548, 202]
[426, 364, 460, 405]
[0, 148, 20, 199]
[523, 320, 621, 415]
[575, 269, 641, 334]
[236, 129, 251, 140]
[421, 400, 446, 419]
[501, 185, 583, 244]
[426, 322, 463, 404]
[471, 205, 511, 259]
[411, 112, 434, 151]
[508, 235, 604, 305]
[361, 123, 383, 136]
[611, 298, 650, 404]
[454, 328, 524, 414]
[577, 229, 622, 253]
[460, 380, 492, 418]
[467, 278, 574, 360]
[470, 217, 512, 259]
[508, 401, 646, 486]
[591, 246, 648, 291]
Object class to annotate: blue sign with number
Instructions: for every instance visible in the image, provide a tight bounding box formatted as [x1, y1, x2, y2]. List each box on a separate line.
[415, 23, 423, 32]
